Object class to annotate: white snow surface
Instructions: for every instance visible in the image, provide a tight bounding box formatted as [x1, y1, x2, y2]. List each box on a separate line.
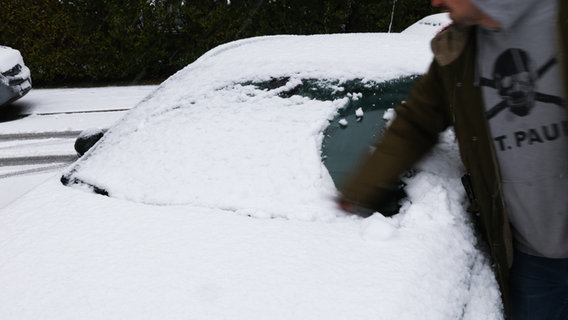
[0, 45, 25, 72]
[64, 32, 435, 218]
[0, 45, 32, 81]
[401, 13, 452, 37]
[0, 15, 503, 320]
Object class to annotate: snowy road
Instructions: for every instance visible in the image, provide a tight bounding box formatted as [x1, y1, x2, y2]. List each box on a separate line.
[0, 85, 157, 208]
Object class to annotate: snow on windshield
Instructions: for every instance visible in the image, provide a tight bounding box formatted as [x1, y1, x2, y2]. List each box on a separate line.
[62, 32, 434, 220]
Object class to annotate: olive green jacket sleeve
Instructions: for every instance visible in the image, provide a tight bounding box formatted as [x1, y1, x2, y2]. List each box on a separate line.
[338, 58, 453, 211]
[338, 24, 475, 212]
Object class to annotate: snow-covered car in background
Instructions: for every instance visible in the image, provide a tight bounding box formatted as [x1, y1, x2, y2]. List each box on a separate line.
[401, 11, 452, 36]
[0, 45, 32, 106]
[0, 14, 504, 320]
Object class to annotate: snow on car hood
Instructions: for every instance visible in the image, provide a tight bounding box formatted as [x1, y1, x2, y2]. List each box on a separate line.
[62, 32, 433, 220]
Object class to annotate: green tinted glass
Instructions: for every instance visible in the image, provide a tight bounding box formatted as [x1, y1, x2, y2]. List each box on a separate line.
[240, 75, 419, 215]
[242, 75, 419, 187]
[321, 76, 419, 188]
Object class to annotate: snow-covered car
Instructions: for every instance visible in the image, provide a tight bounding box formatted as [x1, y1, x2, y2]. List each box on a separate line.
[0, 45, 32, 106]
[0, 14, 504, 320]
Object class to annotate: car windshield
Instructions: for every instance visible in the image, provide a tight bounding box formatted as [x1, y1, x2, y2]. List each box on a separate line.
[61, 33, 433, 220]
[62, 74, 417, 219]
[245, 74, 419, 199]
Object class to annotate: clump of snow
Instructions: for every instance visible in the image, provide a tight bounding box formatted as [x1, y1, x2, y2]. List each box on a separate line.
[383, 107, 397, 126]
[360, 213, 399, 241]
[348, 92, 363, 100]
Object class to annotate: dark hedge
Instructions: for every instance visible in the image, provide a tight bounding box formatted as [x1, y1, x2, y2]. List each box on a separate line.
[0, 0, 436, 87]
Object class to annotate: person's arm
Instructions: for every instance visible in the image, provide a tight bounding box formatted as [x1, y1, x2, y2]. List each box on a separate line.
[337, 61, 451, 214]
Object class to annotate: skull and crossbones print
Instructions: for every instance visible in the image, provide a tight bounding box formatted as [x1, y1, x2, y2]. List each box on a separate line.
[481, 48, 564, 120]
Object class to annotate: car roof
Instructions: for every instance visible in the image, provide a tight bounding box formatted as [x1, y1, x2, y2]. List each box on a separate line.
[401, 12, 451, 37]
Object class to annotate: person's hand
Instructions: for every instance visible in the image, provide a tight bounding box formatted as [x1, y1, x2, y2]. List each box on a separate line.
[336, 197, 357, 214]
[336, 197, 376, 218]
